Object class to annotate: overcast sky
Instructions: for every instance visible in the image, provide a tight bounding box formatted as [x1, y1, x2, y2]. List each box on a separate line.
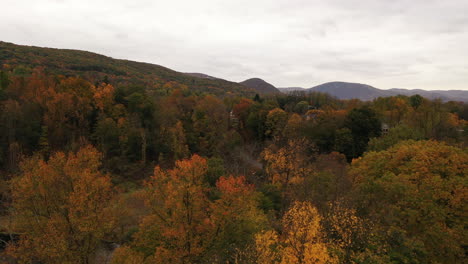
[2, 0, 468, 90]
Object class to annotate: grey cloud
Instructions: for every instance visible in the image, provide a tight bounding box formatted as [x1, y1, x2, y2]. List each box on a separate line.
[0, 0, 467, 90]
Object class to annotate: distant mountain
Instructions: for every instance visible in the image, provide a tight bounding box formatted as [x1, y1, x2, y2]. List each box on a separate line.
[278, 87, 306, 92]
[239, 78, 280, 94]
[0, 41, 254, 97]
[310, 82, 394, 101]
[389, 88, 468, 102]
[278, 81, 468, 102]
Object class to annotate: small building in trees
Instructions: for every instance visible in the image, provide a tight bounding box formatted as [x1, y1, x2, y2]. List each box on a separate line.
[229, 110, 239, 128]
[381, 123, 389, 135]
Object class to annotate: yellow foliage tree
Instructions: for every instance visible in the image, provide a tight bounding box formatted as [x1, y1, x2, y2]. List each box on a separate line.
[93, 83, 115, 114]
[350, 140, 468, 263]
[262, 138, 313, 188]
[255, 201, 337, 264]
[262, 138, 314, 208]
[265, 108, 288, 139]
[283, 113, 303, 139]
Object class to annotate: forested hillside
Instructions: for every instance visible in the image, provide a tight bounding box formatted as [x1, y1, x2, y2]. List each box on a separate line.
[0, 43, 467, 264]
[0, 41, 254, 97]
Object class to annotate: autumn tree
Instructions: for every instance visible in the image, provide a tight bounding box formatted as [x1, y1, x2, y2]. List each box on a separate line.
[403, 99, 458, 140]
[255, 201, 337, 264]
[208, 175, 267, 263]
[112, 156, 266, 264]
[292, 152, 349, 210]
[349, 140, 468, 263]
[156, 119, 190, 166]
[262, 138, 315, 209]
[265, 108, 288, 139]
[282, 113, 303, 139]
[372, 96, 410, 126]
[303, 109, 347, 154]
[7, 146, 116, 264]
[42, 77, 95, 148]
[93, 82, 116, 114]
[168, 120, 190, 161]
[232, 98, 254, 130]
[321, 201, 387, 263]
[191, 95, 228, 156]
[133, 155, 212, 263]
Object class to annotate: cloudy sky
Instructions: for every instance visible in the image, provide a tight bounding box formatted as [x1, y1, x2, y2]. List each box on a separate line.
[2, 0, 468, 90]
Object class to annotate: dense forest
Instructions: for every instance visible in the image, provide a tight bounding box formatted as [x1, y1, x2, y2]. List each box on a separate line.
[0, 43, 467, 264]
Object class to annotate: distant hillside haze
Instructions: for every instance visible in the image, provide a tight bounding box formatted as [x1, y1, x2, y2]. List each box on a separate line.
[239, 78, 280, 94]
[388, 88, 468, 102]
[310, 82, 393, 101]
[184, 72, 219, 80]
[279, 81, 468, 102]
[278, 87, 306, 92]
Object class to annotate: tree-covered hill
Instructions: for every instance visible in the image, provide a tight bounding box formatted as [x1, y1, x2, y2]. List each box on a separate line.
[0, 41, 255, 97]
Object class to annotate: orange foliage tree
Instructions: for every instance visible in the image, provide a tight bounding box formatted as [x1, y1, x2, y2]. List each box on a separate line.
[112, 155, 266, 264]
[135, 154, 212, 263]
[7, 146, 116, 264]
[43, 77, 95, 148]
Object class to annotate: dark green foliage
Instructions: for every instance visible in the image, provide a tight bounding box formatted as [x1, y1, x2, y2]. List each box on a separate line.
[38, 125, 50, 158]
[334, 128, 354, 158]
[0, 71, 9, 99]
[93, 118, 120, 157]
[368, 124, 424, 151]
[259, 184, 282, 212]
[343, 106, 381, 159]
[206, 157, 225, 186]
[12, 65, 32, 77]
[409, 94, 423, 108]
[246, 108, 267, 140]
[293, 100, 309, 114]
[253, 93, 261, 102]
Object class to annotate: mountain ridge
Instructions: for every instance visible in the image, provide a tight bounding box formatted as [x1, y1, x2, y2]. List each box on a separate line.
[1, 41, 466, 101]
[278, 81, 468, 102]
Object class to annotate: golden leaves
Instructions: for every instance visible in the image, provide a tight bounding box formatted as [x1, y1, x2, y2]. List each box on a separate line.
[255, 201, 336, 264]
[262, 138, 313, 189]
[349, 140, 468, 263]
